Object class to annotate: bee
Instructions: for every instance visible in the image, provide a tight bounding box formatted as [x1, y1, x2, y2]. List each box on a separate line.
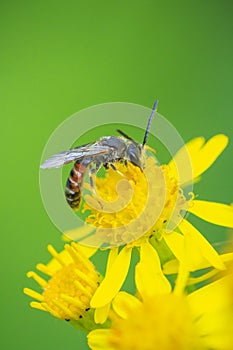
[41, 100, 158, 209]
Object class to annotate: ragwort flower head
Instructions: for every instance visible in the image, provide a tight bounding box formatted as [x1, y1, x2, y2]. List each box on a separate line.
[88, 247, 233, 350]
[79, 134, 233, 322]
[83, 134, 232, 249]
[84, 158, 189, 245]
[89, 293, 201, 350]
[24, 242, 100, 328]
[88, 279, 233, 350]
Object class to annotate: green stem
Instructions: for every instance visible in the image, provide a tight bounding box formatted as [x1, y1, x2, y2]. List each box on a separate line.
[149, 234, 175, 265]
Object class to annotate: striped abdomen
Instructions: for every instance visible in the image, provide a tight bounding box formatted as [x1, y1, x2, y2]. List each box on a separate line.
[65, 159, 89, 209]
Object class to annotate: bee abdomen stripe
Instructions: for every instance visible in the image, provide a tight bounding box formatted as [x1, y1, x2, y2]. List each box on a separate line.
[73, 168, 82, 177]
[65, 187, 75, 195]
[69, 176, 79, 186]
[65, 160, 89, 210]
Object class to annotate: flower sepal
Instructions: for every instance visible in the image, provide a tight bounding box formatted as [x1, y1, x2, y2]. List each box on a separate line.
[70, 308, 111, 332]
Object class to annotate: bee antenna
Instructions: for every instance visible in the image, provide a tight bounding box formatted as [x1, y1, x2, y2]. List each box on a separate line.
[116, 129, 134, 141]
[142, 100, 158, 147]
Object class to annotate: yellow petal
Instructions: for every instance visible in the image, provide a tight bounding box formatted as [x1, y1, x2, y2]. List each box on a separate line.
[163, 259, 179, 274]
[164, 231, 207, 272]
[190, 134, 228, 178]
[184, 230, 208, 271]
[87, 329, 113, 350]
[188, 276, 231, 313]
[179, 219, 225, 270]
[169, 134, 228, 184]
[168, 138, 198, 184]
[164, 232, 192, 295]
[30, 301, 46, 311]
[106, 248, 119, 273]
[194, 252, 233, 270]
[46, 250, 72, 273]
[64, 224, 96, 242]
[135, 242, 171, 298]
[112, 291, 141, 319]
[201, 330, 233, 350]
[173, 255, 189, 295]
[90, 247, 132, 308]
[93, 248, 118, 322]
[164, 235, 190, 294]
[189, 200, 233, 228]
[188, 276, 233, 349]
[75, 243, 98, 258]
[94, 304, 110, 324]
[23, 288, 44, 301]
[45, 242, 97, 274]
[164, 253, 233, 275]
[163, 232, 185, 261]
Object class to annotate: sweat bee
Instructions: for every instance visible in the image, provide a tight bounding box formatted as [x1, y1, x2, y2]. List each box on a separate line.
[41, 101, 158, 209]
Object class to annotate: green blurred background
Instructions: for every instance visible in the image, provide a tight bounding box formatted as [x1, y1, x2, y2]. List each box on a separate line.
[1, 1, 233, 349]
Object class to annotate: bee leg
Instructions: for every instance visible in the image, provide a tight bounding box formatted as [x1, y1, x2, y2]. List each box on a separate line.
[88, 166, 97, 194]
[110, 163, 125, 177]
[88, 165, 103, 209]
[118, 158, 127, 166]
[89, 162, 102, 191]
[95, 162, 102, 174]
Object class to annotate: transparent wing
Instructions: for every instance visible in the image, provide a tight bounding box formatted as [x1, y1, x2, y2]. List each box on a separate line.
[40, 142, 112, 169]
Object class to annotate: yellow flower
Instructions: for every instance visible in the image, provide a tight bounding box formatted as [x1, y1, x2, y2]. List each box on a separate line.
[82, 134, 233, 321]
[24, 242, 100, 329]
[88, 247, 233, 350]
[83, 157, 186, 245]
[88, 279, 233, 350]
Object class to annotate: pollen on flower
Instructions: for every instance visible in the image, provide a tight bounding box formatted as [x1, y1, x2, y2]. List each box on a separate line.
[108, 294, 201, 350]
[83, 157, 191, 246]
[24, 243, 100, 320]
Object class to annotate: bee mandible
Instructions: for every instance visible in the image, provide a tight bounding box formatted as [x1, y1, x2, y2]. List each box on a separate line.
[41, 101, 158, 209]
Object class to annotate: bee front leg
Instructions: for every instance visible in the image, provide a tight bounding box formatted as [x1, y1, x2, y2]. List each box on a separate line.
[109, 163, 125, 177]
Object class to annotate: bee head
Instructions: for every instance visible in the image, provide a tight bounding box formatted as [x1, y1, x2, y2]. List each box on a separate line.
[118, 100, 158, 170]
[126, 142, 145, 170]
